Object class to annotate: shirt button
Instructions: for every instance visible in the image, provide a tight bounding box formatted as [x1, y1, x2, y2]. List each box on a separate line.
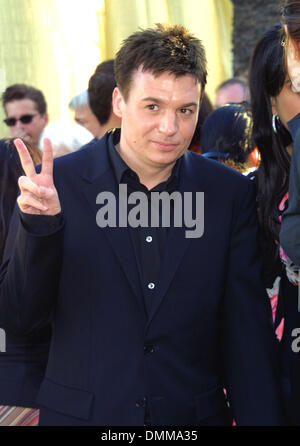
[144, 345, 155, 354]
[146, 236, 152, 243]
[148, 283, 155, 290]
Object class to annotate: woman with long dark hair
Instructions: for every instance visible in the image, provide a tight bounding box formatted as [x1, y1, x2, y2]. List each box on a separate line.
[279, 0, 300, 269]
[0, 139, 50, 426]
[249, 23, 300, 424]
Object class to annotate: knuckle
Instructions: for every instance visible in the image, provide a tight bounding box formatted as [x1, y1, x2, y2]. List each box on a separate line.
[22, 190, 31, 199]
[18, 176, 26, 186]
[17, 195, 25, 208]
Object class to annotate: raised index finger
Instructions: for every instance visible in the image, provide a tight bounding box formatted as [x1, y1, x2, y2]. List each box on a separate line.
[41, 138, 54, 177]
[14, 138, 36, 179]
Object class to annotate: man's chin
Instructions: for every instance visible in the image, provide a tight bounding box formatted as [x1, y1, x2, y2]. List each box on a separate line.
[20, 135, 33, 145]
[11, 133, 30, 142]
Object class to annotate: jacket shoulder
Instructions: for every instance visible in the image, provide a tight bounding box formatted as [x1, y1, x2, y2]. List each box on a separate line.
[184, 150, 253, 192]
[54, 137, 105, 166]
[52, 134, 109, 182]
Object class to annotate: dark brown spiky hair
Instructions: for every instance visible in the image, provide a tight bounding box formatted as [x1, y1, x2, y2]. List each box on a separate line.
[114, 24, 207, 101]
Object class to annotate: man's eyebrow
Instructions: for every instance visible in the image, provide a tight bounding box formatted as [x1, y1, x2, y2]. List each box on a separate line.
[141, 97, 164, 104]
[141, 97, 198, 107]
[179, 102, 198, 108]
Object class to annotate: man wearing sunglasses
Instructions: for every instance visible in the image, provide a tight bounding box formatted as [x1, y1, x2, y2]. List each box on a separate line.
[2, 84, 48, 150]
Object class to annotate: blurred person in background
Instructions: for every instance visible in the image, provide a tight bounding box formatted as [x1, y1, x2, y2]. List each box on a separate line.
[215, 77, 250, 108]
[200, 102, 258, 175]
[69, 90, 102, 138]
[249, 23, 300, 424]
[70, 60, 121, 141]
[88, 59, 121, 139]
[0, 139, 50, 426]
[39, 122, 93, 158]
[2, 84, 48, 151]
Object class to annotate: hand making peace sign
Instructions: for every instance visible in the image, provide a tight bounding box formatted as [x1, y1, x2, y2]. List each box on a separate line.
[14, 138, 61, 216]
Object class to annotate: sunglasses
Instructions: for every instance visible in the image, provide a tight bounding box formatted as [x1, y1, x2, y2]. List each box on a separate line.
[3, 114, 39, 127]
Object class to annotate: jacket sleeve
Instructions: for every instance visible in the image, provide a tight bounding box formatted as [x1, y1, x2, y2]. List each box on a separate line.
[0, 208, 64, 336]
[221, 180, 284, 425]
[280, 112, 300, 267]
[0, 140, 23, 265]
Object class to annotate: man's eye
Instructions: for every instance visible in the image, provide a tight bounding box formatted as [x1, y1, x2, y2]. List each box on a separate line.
[180, 108, 192, 114]
[147, 104, 158, 111]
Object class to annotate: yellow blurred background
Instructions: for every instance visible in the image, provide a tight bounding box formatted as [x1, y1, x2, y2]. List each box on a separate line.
[0, 0, 233, 136]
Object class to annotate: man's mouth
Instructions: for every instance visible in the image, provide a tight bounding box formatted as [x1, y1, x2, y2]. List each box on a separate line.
[152, 141, 178, 151]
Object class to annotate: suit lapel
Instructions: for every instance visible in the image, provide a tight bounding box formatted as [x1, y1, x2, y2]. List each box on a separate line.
[146, 226, 191, 329]
[80, 136, 145, 314]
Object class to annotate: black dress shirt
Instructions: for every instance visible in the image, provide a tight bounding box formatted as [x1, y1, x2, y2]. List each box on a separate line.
[109, 129, 181, 314]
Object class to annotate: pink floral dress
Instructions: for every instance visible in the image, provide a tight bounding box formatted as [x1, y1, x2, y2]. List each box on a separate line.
[266, 192, 299, 341]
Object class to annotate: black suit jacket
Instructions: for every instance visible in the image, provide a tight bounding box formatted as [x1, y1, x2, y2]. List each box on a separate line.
[0, 132, 283, 425]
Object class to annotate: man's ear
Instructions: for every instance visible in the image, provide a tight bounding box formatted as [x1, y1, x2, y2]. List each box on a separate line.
[112, 87, 124, 119]
[43, 113, 49, 125]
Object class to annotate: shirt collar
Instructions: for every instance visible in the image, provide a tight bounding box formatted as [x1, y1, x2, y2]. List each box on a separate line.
[108, 128, 129, 184]
[107, 128, 182, 187]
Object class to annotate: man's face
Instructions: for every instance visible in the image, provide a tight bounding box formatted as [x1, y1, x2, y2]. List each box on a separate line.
[215, 83, 246, 108]
[113, 68, 201, 172]
[74, 105, 102, 138]
[5, 98, 48, 147]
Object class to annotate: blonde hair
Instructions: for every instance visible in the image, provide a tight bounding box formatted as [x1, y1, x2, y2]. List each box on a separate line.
[8, 138, 42, 166]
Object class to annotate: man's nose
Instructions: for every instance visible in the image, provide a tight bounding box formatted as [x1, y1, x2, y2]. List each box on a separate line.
[15, 119, 24, 129]
[10, 119, 26, 137]
[159, 110, 178, 135]
[14, 119, 25, 130]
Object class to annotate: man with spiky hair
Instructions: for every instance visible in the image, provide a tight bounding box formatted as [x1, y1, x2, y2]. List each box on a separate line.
[215, 77, 250, 108]
[0, 24, 283, 426]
